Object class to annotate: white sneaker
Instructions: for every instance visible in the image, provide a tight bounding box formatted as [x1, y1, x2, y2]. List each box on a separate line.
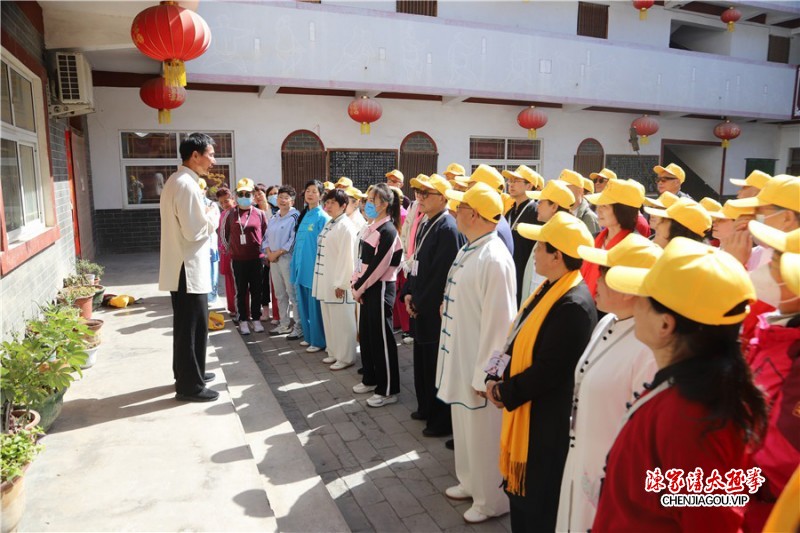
[330, 361, 353, 371]
[402, 334, 414, 345]
[239, 322, 250, 335]
[271, 319, 280, 325]
[463, 507, 490, 524]
[367, 394, 397, 408]
[352, 383, 377, 394]
[306, 346, 322, 353]
[445, 485, 472, 501]
[251, 321, 264, 333]
[299, 340, 310, 347]
[270, 325, 292, 336]
[322, 356, 336, 364]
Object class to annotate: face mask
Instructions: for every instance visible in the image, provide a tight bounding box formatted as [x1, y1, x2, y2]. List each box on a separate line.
[237, 197, 252, 208]
[749, 257, 780, 307]
[364, 201, 379, 220]
[268, 194, 278, 207]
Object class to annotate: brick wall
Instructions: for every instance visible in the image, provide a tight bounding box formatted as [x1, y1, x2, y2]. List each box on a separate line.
[95, 209, 161, 253]
[0, 2, 77, 337]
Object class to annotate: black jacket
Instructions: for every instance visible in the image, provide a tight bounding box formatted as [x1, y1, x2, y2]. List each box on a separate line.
[506, 199, 539, 307]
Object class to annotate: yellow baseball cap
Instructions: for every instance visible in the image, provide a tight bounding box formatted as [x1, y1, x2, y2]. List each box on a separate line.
[578, 233, 662, 268]
[445, 181, 503, 223]
[411, 173, 451, 196]
[644, 198, 712, 237]
[585, 179, 645, 209]
[345, 186, 365, 200]
[323, 181, 335, 191]
[728, 175, 800, 212]
[590, 168, 618, 182]
[526, 179, 575, 209]
[468, 164, 505, 192]
[501, 192, 515, 215]
[236, 177, 255, 192]
[385, 169, 405, 184]
[502, 165, 543, 188]
[558, 169, 586, 190]
[606, 237, 756, 325]
[444, 163, 466, 177]
[653, 163, 686, 183]
[335, 176, 353, 188]
[389, 185, 404, 200]
[198, 178, 207, 190]
[699, 197, 723, 214]
[582, 177, 595, 194]
[644, 191, 680, 209]
[781, 253, 800, 297]
[707, 200, 755, 221]
[409, 174, 430, 189]
[730, 169, 771, 189]
[516, 211, 593, 258]
[747, 222, 800, 254]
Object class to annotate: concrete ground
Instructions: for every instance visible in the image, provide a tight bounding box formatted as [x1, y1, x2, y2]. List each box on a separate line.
[19, 252, 511, 532]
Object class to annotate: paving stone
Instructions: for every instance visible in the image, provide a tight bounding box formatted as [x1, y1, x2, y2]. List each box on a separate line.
[400, 475, 438, 497]
[345, 436, 381, 464]
[322, 433, 360, 469]
[336, 494, 373, 532]
[421, 493, 466, 530]
[402, 510, 441, 533]
[380, 482, 425, 518]
[334, 420, 362, 442]
[347, 477, 386, 508]
[362, 501, 409, 532]
[429, 474, 460, 493]
[374, 413, 406, 435]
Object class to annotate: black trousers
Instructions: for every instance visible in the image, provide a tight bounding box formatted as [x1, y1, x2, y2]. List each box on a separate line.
[507, 485, 560, 533]
[261, 263, 271, 306]
[170, 265, 209, 395]
[359, 281, 399, 396]
[413, 340, 452, 433]
[232, 258, 263, 321]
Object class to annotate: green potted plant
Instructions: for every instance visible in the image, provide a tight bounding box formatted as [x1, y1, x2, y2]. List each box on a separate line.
[59, 284, 97, 320]
[1, 428, 43, 533]
[75, 258, 104, 285]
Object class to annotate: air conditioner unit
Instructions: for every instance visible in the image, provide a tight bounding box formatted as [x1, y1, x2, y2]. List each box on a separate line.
[48, 51, 95, 118]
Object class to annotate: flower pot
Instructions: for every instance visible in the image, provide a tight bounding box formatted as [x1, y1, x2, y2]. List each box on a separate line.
[85, 273, 95, 284]
[91, 286, 106, 311]
[31, 388, 66, 432]
[72, 295, 93, 320]
[1, 466, 28, 533]
[9, 409, 41, 432]
[81, 345, 100, 369]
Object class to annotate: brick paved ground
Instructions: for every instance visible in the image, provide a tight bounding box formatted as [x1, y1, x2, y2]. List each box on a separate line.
[241, 321, 512, 533]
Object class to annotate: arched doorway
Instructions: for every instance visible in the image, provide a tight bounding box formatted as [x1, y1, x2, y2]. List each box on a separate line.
[399, 131, 438, 196]
[573, 138, 604, 179]
[281, 130, 325, 193]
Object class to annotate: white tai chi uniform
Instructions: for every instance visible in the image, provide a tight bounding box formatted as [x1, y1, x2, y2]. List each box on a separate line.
[556, 313, 657, 532]
[436, 231, 516, 517]
[312, 213, 359, 365]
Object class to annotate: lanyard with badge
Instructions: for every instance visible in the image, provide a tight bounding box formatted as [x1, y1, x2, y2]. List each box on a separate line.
[237, 208, 253, 245]
[403, 212, 448, 276]
[509, 201, 535, 231]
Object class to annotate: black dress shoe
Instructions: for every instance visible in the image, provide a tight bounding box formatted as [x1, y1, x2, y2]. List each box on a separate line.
[410, 411, 426, 421]
[445, 439, 454, 450]
[357, 367, 364, 375]
[423, 427, 452, 438]
[175, 388, 220, 402]
[203, 372, 215, 383]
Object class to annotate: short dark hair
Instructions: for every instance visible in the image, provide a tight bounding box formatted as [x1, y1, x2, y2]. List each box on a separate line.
[667, 218, 705, 242]
[278, 185, 296, 198]
[215, 187, 231, 199]
[255, 183, 268, 194]
[611, 203, 639, 232]
[266, 185, 280, 196]
[544, 241, 583, 271]
[323, 189, 348, 207]
[179, 133, 214, 162]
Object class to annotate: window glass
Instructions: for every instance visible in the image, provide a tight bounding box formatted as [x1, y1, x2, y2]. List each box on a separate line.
[1, 63, 11, 125]
[9, 69, 34, 132]
[19, 144, 39, 224]
[469, 138, 505, 159]
[1, 139, 22, 232]
[124, 165, 178, 204]
[121, 132, 178, 159]
[508, 139, 541, 160]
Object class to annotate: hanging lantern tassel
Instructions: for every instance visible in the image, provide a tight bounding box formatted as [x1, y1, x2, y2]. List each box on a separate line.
[361, 122, 370, 135]
[721, 139, 729, 148]
[640, 135, 649, 144]
[158, 108, 171, 124]
[639, 8, 648, 20]
[528, 128, 537, 140]
[727, 21, 734, 32]
[163, 59, 187, 87]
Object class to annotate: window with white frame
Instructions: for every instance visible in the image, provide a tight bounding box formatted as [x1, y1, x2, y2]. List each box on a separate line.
[120, 131, 234, 207]
[469, 137, 542, 175]
[1, 58, 45, 243]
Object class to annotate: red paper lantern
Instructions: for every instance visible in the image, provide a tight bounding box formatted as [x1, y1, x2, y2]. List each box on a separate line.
[348, 96, 382, 134]
[131, 1, 211, 87]
[714, 120, 741, 148]
[632, 0, 654, 20]
[721, 7, 741, 32]
[632, 115, 659, 144]
[517, 106, 548, 139]
[140, 77, 186, 124]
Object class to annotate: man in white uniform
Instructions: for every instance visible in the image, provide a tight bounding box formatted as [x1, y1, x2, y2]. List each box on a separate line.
[159, 132, 220, 402]
[436, 182, 516, 524]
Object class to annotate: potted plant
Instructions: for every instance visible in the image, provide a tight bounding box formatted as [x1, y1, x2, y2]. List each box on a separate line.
[1, 428, 43, 533]
[75, 258, 104, 285]
[59, 285, 97, 320]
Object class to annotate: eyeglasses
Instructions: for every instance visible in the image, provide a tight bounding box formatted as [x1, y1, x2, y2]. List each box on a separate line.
[456, 203, 473, 211]
[237, 191, 252, 198]
[507, 179, 528, 185]
[654, 177, 678, 184]
[592, 178, 609, 184]
[416, 190, 442, 199]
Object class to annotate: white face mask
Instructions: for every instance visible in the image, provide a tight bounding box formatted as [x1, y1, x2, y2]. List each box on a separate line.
[749, 252, 780, 307]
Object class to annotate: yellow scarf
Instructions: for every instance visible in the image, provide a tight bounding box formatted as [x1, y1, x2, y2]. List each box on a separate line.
[499, 269, 583, 496]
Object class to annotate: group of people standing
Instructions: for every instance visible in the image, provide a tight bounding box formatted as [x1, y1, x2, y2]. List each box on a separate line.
[161, 133, 798, 532]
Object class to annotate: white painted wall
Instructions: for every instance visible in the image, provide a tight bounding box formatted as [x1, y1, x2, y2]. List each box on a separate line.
[776, 124, 800, 174]
[88, 86, 786, 209]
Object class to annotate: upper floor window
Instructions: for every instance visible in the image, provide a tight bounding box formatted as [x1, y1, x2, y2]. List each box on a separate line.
[577, 2, 608, 39]
[767, 35, 790, 64]
[120, 131, 234, 208]
[397, 0, 437, 17]
[469, 137, 542, 175]
[1, 59, 45, 244]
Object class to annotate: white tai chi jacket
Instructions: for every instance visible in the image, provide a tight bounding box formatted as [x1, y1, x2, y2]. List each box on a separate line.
[436, 232, 516, 409]
[556, 313, 657, 532]
[158, 166, 219, 294]
[312, 213, 358, 304]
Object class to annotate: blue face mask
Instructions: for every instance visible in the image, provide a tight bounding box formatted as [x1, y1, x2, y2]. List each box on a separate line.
[267, 194, 278, 207]
[364, 201, 379, 219]
[237, 197, 252, 208]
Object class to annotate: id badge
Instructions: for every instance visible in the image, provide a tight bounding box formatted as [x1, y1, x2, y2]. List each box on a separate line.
[239, 233, 247, 245]
[483, 350, 511, 378]
[410, 260, 419, 276]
